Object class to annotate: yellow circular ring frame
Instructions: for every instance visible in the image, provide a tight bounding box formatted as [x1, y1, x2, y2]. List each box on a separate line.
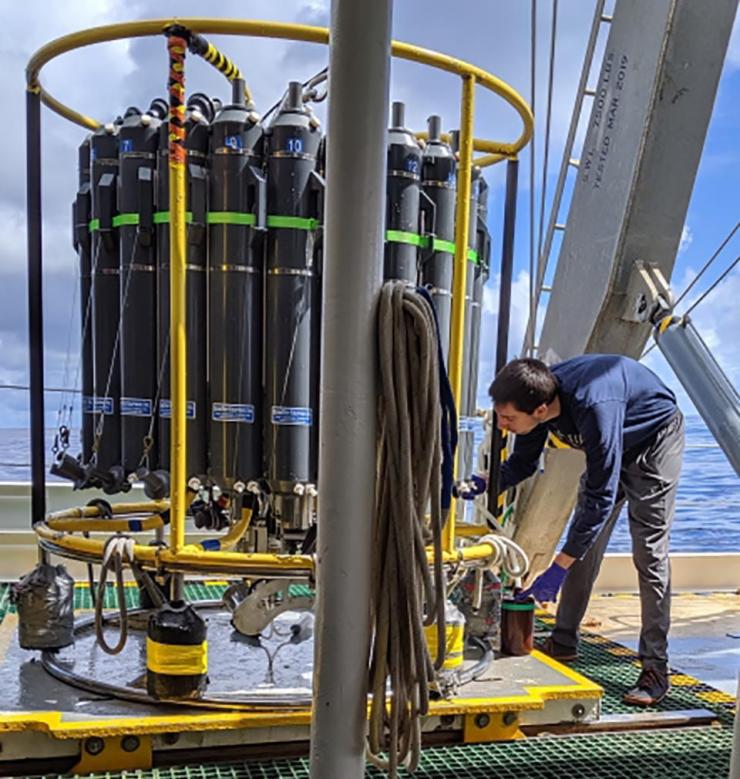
[27, 18, 532, 156]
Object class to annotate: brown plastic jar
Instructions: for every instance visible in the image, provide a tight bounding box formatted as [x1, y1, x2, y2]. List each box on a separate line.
[500, 597, 535, 656]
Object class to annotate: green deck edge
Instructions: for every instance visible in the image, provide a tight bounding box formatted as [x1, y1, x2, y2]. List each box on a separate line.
[1, 583, 734, 779]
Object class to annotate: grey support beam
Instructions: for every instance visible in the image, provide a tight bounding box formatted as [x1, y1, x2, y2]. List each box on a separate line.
[539, 0, 738, 363]
[513, 0, 738, 577]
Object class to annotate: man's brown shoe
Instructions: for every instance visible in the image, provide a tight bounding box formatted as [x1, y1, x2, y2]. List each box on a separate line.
[536, 636, 578, 662]
[623, 667, 670, 706]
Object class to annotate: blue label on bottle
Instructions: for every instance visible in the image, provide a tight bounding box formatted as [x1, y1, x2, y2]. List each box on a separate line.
[83, 396, 114, 415]
[271, 406, 313, 426]
[212, 402, 255, 423]
[120, 138, 134, 153]
[286, 137, 304, 154]
[121, 397, 152, 417]
[159, 399, 196, 420]
[458, 416, 478, 433]
[224, 134, 243, 150]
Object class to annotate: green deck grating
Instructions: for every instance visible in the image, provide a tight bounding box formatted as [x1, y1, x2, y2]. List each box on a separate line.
[25, 727, 734, 778]
[536, 613, 737, 726]
[1, 582, 735, 779]
[0, 581, 313, 613]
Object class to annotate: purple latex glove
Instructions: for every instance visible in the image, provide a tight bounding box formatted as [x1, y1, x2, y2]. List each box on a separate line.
[452, 473, 487, 501]
[517, 562, 569, 603]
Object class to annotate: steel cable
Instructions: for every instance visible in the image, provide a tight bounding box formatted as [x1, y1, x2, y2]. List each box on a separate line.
[684, 254, 740, 317]
[537, 0, 558, 263]
[367, 282, 446, 776]
[528, 0, 537, 356]
[673, 221, 739, 310]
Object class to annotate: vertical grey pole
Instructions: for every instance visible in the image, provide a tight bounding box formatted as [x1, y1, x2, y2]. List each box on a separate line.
[309, 1, 392, 778]
[26, 87, 46, 526]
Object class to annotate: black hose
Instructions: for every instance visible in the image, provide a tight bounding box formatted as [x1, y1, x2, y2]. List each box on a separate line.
[456, 635, 495, 686]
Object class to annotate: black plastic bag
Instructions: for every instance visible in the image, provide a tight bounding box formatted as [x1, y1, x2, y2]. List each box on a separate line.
[12, 563, 75, 651]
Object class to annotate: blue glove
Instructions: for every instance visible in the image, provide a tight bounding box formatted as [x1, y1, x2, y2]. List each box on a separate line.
[517, 562, 569, 603]
[452, 473, 487, 500]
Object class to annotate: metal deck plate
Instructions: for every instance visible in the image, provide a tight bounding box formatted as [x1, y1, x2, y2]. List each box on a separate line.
[0, 609, 600, 737]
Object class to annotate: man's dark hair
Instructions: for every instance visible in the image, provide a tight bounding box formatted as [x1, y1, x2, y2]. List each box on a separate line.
[488, 358, 558, 414]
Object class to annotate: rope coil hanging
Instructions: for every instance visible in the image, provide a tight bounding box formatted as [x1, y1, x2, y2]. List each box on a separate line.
[368, 282, 448, 776]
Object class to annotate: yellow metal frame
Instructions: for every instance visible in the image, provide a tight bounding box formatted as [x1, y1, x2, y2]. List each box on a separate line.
[27, 18, 532, 571]
[0, 648, 599, 744]
[35, 509, 516, 576]
[73, 734, 153, 774]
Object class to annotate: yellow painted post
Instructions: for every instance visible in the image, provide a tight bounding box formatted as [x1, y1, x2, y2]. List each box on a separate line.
[167, 32, 188, 553]
[445, 74, 476, 554]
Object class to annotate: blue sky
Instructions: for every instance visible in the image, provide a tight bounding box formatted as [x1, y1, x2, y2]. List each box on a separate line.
[0, 0, 737, 429]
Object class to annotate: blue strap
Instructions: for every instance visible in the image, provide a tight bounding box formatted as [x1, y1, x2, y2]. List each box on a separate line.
[128, 519, 143, 532]
[416, 286, 458, 511]
[200, 539, 221, 551]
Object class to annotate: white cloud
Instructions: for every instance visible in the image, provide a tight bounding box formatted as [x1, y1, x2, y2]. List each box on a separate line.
[727, 8, 740, 70]
[475, 269, 548, 407]
[678, 224, 693, 254]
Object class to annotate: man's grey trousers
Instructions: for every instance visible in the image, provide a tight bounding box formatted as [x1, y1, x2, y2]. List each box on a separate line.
[552, 410, 685, 670]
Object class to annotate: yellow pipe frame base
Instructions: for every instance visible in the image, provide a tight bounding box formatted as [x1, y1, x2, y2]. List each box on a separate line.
[34, 501, 505, 578]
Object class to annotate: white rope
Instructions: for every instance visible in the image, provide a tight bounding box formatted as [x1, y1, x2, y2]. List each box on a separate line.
[368, 282, 446, 777]
[472, 411, 530, 580]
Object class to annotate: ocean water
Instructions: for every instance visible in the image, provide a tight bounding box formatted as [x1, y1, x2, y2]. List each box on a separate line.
[0, 416, 737, 551]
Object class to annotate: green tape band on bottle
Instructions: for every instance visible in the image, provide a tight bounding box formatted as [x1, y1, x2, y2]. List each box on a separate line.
[112, 213, 140, 227]
[432, 238, 457, 254]
[207, 211, 256, 226]
[502, 600, 535, 611]
[267, 215, 318, 230]
[386, 229, 426, 247]
[153, 211, 194, 224]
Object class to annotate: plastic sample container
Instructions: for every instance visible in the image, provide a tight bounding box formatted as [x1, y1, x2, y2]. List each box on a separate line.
[500, 597, 535, 656]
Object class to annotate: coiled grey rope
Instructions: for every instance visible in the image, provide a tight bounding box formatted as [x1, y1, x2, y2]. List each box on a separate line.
[367, 282, 446, 776]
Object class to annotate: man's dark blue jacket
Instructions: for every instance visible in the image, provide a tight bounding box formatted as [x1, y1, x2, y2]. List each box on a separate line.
[500, 354, 677, 559]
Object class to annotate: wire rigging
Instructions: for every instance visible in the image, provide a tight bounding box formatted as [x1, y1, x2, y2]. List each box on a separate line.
[673, 221, 739, 310]
[528, 0, 537, 357]
[537, 0, 558, 264]
[685, 254, 740, 317]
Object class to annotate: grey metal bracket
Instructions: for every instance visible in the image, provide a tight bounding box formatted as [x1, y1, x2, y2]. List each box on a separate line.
[620, 259, 674, 324]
